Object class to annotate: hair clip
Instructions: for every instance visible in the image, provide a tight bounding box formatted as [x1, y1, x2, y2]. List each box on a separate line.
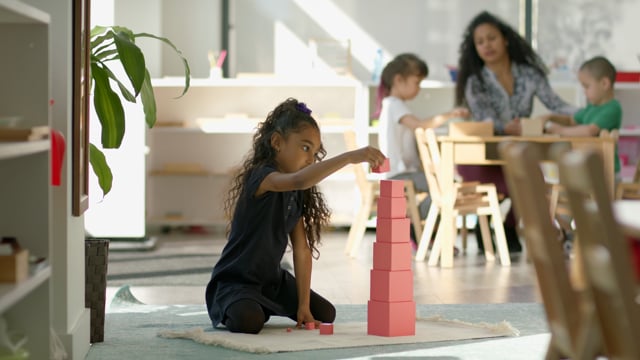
[295, 102, 312, 115]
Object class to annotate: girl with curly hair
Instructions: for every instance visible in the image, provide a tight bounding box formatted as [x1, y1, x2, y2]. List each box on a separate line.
[205, 98, 385, 334]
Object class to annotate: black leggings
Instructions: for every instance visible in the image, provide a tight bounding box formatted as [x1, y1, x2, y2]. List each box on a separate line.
[224, 291, 336, 334]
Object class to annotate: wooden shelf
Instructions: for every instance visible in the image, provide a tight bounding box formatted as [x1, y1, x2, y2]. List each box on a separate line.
[0, 140, 49, 160]
[0, 265, 50, 313]
[0, 0, 50, 24]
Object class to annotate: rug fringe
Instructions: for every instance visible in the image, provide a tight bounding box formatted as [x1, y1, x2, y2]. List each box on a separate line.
[158, 327, 273, 354]
[419, 316, 520, 337]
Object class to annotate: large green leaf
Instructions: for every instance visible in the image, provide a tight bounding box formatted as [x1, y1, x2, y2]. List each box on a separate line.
[92, 62, 125, 148]
[113, 31, 146, 96]
[136, 32, 191, 97]
[140, 70, 157, 128]
[99, 62, 136, 103]
[89, 144, 113, 196]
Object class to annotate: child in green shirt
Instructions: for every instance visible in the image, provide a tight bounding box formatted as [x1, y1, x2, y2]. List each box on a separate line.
[544, 56, 623, 174]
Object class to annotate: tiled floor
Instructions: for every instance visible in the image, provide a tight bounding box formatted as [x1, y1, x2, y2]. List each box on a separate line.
[106, 227, 541, 306]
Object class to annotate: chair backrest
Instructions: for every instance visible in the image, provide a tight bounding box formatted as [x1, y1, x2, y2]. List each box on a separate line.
[415, 128, 442, 205]
[559, 149, 640, 359]
[499, 142, 585, 356]
[344, 130, 372, 195]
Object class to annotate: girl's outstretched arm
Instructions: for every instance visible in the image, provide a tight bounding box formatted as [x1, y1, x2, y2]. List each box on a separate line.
[259, 146, 385, 194]
[290, 218, 317, 327]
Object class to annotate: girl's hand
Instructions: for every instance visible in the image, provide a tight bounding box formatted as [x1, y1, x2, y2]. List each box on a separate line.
[350, 146, 386, 169]
[296, 308, 318, 328]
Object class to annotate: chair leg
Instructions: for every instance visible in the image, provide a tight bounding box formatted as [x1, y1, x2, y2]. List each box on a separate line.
[487, 186, 510, 266]
[460, 216, 468, 253]
[431, 213, 457, 268]
[415, 203, 439, 261]
[345, 192, 374, 257]
[403, 181, 423, 242]
[478, 216, 496, 261]
[490, 211, 511, 266]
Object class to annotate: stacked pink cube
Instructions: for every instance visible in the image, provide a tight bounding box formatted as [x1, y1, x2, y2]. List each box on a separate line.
[367, 179, 416, 337]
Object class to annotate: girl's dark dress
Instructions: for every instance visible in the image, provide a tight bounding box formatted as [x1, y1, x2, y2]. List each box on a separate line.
[205, 165, 303, 328]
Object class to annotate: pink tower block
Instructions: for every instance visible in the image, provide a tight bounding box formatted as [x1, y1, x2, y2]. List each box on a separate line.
[373, 242, 412, 271]
[377, 196, 406, 219]
[319, 323, 333, 335]
[379, 180, 405, 198]
[367, 300, 416, 336]
[370, 269, 413, 302]
[376, 218, 410, 243]
[372, 158, 390, 173]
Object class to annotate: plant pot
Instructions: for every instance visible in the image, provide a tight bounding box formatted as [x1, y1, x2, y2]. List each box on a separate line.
[85, 238, 109, 343]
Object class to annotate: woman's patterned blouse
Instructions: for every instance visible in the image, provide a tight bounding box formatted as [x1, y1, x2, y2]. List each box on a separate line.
[464, 63, 578, 134]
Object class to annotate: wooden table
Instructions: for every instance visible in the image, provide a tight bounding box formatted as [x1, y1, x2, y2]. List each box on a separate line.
[433, 135, 617, 268]
[614, 200, 640, 238]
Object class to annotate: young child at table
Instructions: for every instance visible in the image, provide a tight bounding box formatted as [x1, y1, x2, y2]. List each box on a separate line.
[205, 98, 386, 334]
[544, 56, 623, 179]
[375, 53, 468, 230]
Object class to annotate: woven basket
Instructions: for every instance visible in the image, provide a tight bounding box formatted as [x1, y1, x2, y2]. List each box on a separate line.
[85, 239, 110, 343]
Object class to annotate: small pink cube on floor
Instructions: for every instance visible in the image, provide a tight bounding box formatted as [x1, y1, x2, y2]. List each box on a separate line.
[305, 322, 316, 330]
[372, 158, 390, 173]
[286, 328, 292, 332]
[319, 323, 334, 335]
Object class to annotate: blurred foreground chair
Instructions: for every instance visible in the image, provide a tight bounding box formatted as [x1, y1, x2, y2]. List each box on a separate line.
[343, 130, 424, 258]
[414, 128, 510, 266]
[616, 158, 640, 200]
[559, 149, 640, 360]
[500, 142, 602, 359]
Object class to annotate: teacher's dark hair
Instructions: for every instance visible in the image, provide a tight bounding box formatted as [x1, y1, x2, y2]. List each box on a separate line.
[455, 11, 548, 106]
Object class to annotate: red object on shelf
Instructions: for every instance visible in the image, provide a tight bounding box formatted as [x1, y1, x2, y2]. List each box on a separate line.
[50, 130, 65, 186]
[615, 71, 640, 82]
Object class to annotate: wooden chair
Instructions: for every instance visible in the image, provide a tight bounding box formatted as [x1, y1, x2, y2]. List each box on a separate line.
[616, 158, 640, 200]
[559, 149, 640, 360]
[343, 130, 424, 258]
[414, 128, 510, 266]
[499, 142, 602, 359]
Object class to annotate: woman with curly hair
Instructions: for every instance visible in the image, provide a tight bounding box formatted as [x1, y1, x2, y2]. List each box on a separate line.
[205, 98, 385, 334]
[455, 11, 576, 134]
[454, 11, 577, 253]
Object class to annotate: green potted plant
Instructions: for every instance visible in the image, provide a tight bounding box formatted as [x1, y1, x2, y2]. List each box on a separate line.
[89, 25, 191, 196]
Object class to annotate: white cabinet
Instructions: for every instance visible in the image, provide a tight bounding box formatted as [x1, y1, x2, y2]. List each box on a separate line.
[0, 1, 51, 358]
[146, 78, 368, 228]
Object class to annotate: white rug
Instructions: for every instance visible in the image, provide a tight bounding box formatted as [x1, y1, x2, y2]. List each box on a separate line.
[158, 316, 519, 354]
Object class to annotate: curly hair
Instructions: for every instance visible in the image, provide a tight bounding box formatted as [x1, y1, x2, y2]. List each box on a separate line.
[455, 11, 548, 106]
[373, 53, 428, 118]
[224, 98, 330, 258]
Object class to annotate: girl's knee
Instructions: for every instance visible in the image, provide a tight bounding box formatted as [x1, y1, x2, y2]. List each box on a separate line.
[224, 299, 266, 334]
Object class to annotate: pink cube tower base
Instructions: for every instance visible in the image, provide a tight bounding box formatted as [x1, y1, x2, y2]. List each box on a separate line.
[368, 178, 415, 337]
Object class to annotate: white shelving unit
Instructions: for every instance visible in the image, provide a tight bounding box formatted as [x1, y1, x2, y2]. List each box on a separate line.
[146, 77, 368, 228]
[0, 0, 51, 358]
